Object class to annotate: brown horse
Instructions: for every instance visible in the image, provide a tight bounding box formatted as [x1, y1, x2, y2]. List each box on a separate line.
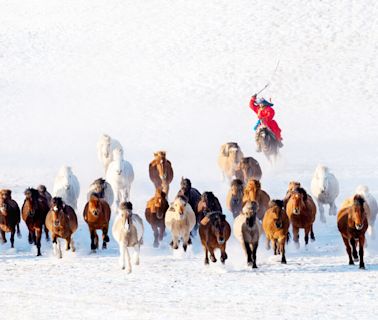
[337, 195, 368, 269]
[286, 187, 316, 247]
[45, 197, 78, 258]
[145, 189, 169, 247]
[256, 126, 280, 163]
[22, 188, 50, 256]
[197, 191, 223, 225]
[226, 179, 244, 218]
[235, 157, 262, 183]
[149, 151, 174, 196]
[83, 194, 111, 251]
[199, 211, 231, 265]
[283, 181, 301, 208]
[263, 200, 290, 264]
[0, 189, 21, 248]
[242, 179, 270, 221]
[177, 177, 201, 231]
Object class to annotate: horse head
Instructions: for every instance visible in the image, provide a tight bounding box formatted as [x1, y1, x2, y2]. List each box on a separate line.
[290, 188, 307, 215]
[180, 177, 192, 196]
[242, 201, 258, 228]
[173, 195, 188, 219]
[269, 200, 285, 228]
[92, 178, 106, 197]
[153, 151, 169, 180]
[244, 179, 261, 202]
[24, 188, 39, 217]
[113, 148, 124, 175]
[314, 165, 330, 193]
[119, 201, 133, 230]
[153, 189, 167, 219]
[209, 212, 228, 245]
[231, 179, 244, 198]
[51, 197, 66, 228]
[0, 190, 9, 216]
[350, 195, 366, 231]
[100, 134, 111, 158]
[200, 192, 219, 213]
[88, 194, 103, 219]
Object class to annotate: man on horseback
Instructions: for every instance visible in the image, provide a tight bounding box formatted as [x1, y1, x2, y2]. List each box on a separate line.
[249, 94, 283, 152]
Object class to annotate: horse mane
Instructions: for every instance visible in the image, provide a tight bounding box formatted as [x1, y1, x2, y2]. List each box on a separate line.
[176, 194, 188, 203]
[294, 187, 308, 201]
[269, 199, 284, 209]
[52, 197, 64, 209]
[353, 194, 365, 207]
[231, 179, 243, 188]
[209, 211, 226, 223]
[94, 177, 106, 186]
[25, 187, 39, 200]
[180, 177, 192, 190]
[120, 201, 133, 211]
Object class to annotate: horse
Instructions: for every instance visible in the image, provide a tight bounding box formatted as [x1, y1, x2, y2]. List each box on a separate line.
[262, 200, 290, 264]
[149, 151, 174, 196]
[283, 181, 301, 208]
[45, 197, 78, 258]
[337, 195, 368, 269]
[255, 126, 280, 163]
[37, 185, 52, 206]
[242, 179, 270, 221]
[226, 179, 244, 218]
[87, 177, 114, 207]
[83, 194, 111, 251]
[197, 191, 223, 225]
[355, 185, 378, 239]
[177, 177, 201, 231]
[112, 202, 144, 273]
[217, 142, 244, 182]
[233, 201, 260, 268]
[145, 189, 169, 247]
[53, 166, 80, 211]
[97, 134, 123, 174]
[0, 189, 21, 248]
[286, 187, 317, 248]
[235, 157, 262, 183]
[106, 147, 134, 208]
[199, 211, 231, 265]
[311, 165, 340, 223]
[22, 188, 50, 256]
[165, 195, 196, 252]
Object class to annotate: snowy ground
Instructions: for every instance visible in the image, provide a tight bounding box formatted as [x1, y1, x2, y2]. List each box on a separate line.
[1, 1, 378, 319]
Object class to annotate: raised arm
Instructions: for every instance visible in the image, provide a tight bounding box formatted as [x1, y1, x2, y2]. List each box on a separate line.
[249, 95, 259, 114]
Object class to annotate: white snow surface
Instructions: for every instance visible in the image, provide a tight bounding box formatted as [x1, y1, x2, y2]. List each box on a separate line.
[1, 1, 378, 319]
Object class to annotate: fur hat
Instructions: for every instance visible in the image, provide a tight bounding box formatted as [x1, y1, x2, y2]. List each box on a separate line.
[256, 98, 274, 107]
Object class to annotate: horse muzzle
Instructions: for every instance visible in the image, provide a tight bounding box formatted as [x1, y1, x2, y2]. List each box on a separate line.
[355, 223, 364, 231]
[275, 222, 283, 229]
[292, 208, 300, 215]
[28, 211, 35, 218]
[54, 220, 60, 227]
[218, 238, 225, 245]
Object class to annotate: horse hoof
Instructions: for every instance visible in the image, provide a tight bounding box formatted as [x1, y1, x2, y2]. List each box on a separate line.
[252, 264, 258, 269]
[188, 238, 192, 245]
[153, 242, 159, 248]
[170, 241, 173, 247]
[102, 244, 107, 249]
[17, 233, 22, 239]
[173, 244, 179, 250]
[204, 258, 209, 265]
[183, 244, 187, 252]
[281, 259, 287, 264]
[360, 265, 366, 270]
[104, 235, 110, 242]
[121, 266, 125, 270]
[210, 256, 217, 263]
[349, 261, 355, 265]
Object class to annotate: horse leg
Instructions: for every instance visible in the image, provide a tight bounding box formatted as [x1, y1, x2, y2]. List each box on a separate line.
[280, 239, 287, 264]
[16, 223, 21, 238]
[52, 234, 58, 256]
[183, 231, 190, 252]
[0, 230, 6, 244]
[350, 238, 358, 261]
[220, 243, 228, 264]
[28, 229, 33, 244]
[70, 237, 76, 252]
[329, 201, 337, 216]
[36, 229, 42, 256]
[317, 200, 326, 223]
[65, 236, 71, 251]
[293, 227, 300, 249]
[119, 242, 125, 270]
[304, 226, 311, 245]
[204, 245, 209, 265]
[244, 241, 253, 266]
[44, 224, 50, 242]
[251, 242, 258, 268]
[265, 237, 271, 250]
[358, 236, 366, 269]
[10, 228, 15, 248]
[209, 246, 217, 263]
[342, 237, 354, 265]
[134, 244, 140, 265]
[310, 225, 315, 241]
[273, 239, 278, 255]
[152, 224, 159, 248]
[90, 229, 97, 251]
[158, 223, 165, 242]
[57, 238, 62, 259]
[102, 226, 109, 249]
[125, 246, 132, 273]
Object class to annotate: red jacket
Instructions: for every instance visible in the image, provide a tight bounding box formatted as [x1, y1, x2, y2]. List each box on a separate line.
[249, 97, 282, 140]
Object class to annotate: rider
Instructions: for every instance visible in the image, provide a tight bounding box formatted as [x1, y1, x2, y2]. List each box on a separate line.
[249, 94, 283, 152]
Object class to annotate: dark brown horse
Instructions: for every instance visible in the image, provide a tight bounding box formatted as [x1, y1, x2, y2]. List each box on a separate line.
[256, 126, 280, 163]
[149, 151, 174, 196]
[226, 179, 244, 218]
[83, 194, 111, 251]
[0, 189, 21, 248]
[22, 188, 50, 256]
[337, 195, 368, 269]
[286, 187, 316, 247]
[177, 177, 201, 230]
[45, 197, 78, 258]
[199, 211, 231, 264]
[145, 189, 169, 247]
[197, 191, 222, 225]
[235, 157, 262, 183]
[37, 185, 52, 206]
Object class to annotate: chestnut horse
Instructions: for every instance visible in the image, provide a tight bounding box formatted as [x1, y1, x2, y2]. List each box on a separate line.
[83, 194, 111, 251]
[286, 187, 316, 248]
[149, 151, 174, 196]
[145, 189, 169, 247]
[242, 179, 270, 221]
[177, 178, 201, 231]
[22, 188, 50, 256]
[337, 195, 368, 269]
[263, 200, 290, 264]
[226, 179, 244, 218]
[45, 197, 78, 258]
[199, 211, 231, 265]
[0, 189, 21, 248]
[197, 191, 222, 225]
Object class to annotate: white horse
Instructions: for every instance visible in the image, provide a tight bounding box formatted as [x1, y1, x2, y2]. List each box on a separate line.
[112, 202, 144, 273]
[105, 148, 134, 209]
[53, 166, 80, 211]
[97, 134, 123, 174]
[311, 165, 339, 223]
[356, 185, 378, 239]
[165, 196, 196, 252]
[217, 142, 244, 182]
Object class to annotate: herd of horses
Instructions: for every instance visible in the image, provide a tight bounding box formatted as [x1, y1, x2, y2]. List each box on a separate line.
[0, 136, 377, 272]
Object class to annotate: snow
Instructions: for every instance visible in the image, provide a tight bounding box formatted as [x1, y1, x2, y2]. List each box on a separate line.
[1, 1, 378, 319]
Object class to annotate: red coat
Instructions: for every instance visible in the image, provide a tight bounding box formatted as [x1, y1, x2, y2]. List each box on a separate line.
[249, 97, 282, 140]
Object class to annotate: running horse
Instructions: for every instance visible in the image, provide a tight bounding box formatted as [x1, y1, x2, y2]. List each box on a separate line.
[149, 151, 174, 196]
[256, 126, 280, 163]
